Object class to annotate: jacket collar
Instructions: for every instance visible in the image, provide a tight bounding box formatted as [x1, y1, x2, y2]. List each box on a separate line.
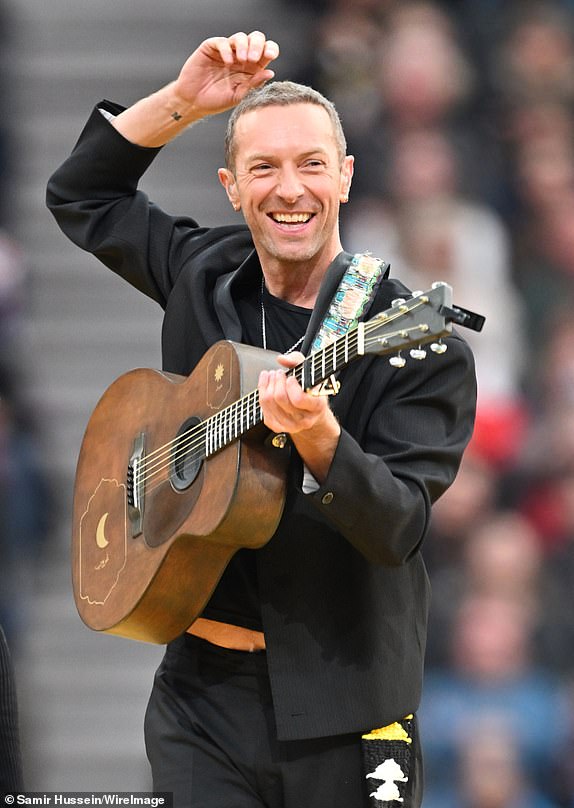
[213, 250, 384, 355]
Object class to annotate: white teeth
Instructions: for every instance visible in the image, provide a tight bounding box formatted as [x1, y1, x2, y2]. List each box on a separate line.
[272, 213, 312, 223]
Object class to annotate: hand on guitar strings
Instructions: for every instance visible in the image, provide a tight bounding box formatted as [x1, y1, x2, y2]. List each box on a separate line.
[258, 352, 341, 485]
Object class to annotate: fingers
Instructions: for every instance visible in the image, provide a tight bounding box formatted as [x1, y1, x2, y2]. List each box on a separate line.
[206, 31, 279, 69]
[229, 31, 279, 66]
[275, 351, 305, 370]
[259, 366, 328, 435]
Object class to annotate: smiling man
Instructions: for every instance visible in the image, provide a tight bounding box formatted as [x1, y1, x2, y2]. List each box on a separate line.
[46, 31, 477, 808]
[219, 98, 353, 285]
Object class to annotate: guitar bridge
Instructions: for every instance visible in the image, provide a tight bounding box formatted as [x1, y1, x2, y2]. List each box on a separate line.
[127, 432, 145, 537]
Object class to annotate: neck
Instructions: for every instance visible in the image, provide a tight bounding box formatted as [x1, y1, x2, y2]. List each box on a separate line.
[260, 248, 343, 307]
[264, 274, 319, 307]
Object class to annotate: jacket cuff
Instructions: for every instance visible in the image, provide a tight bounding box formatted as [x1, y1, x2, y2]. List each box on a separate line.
[71, 101, 163, 189]
[304, 429, 360, 529]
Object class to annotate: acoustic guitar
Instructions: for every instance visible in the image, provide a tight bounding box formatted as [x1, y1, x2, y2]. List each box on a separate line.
[72, 281, 480, 643]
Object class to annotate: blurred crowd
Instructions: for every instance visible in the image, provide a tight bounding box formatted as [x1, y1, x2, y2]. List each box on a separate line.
[0, 1, 51, 657]
[287, 0, 574, 806]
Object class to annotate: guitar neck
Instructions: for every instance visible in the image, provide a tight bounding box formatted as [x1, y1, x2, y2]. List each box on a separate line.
[202, 281, 477, 457]
[204, 329, 360, 457]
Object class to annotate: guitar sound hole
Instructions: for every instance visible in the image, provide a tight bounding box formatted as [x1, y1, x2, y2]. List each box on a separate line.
[170, 416, 203, 491]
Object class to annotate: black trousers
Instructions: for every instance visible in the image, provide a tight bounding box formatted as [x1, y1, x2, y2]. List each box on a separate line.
[144, 634, 422, 808]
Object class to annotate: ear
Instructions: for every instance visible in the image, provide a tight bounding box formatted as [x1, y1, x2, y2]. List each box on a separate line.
[339, 155, 354, 203]
[218, 168, 241, 211]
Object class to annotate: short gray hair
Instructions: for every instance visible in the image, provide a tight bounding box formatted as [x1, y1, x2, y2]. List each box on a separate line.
[224, 80, 347, 170]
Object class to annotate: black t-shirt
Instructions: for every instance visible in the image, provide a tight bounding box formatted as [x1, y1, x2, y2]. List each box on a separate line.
[201, 282, 312, 630]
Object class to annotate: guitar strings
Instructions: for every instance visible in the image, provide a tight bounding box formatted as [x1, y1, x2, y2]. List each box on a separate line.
[135, 303, 431, 495]
[135, 309, 430, 496]
[137, 315, 432, 497]
[136, 326, 363, 489]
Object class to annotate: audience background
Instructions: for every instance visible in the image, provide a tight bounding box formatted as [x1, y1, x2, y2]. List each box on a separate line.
[1, 0, 574, 802]
[0, 2, 52, 660]
[287, 1, 574, 805]
[0, 0, 52, 788]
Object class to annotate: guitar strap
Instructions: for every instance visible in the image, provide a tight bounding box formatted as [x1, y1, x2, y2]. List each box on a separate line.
[311, 252, 389, 352]
[303, 252, 388, 395]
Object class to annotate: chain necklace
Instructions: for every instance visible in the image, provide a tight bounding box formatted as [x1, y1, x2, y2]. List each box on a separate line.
[260, 276, 306, 353]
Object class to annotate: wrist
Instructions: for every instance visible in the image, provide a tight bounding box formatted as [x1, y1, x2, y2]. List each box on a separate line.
[112, 81, 204, 148]
[291, 411, 341, 484]
[162, 81, 204, 125]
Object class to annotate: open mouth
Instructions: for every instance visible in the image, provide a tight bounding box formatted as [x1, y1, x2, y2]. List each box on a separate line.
[270, 212, 314, 224]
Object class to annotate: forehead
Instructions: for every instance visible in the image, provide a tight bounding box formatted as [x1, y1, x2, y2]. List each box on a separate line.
[232, 103, 339, 161]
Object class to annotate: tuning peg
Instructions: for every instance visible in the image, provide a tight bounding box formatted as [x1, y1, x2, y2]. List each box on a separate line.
[409, 347, 427, 360]
[430, 341, 448, 354]
[389, 353, 406, 368]
[391, 298, 406, 308]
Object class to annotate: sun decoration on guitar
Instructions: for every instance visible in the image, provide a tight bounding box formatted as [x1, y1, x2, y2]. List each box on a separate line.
[214, 363, 225, 383]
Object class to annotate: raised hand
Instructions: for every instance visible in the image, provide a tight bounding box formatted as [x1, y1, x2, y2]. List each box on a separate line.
[174, 31, 280, 117]
[112, 31, 279, 147]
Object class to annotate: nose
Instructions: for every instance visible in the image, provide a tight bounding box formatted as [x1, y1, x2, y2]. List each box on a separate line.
[276, 166, 305, 203]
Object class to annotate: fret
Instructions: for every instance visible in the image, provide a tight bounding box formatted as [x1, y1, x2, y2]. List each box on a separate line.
[212, 411, 219, 451]
[220, 407, 226, 446]
[207, 414, 214, 455]
[223, 405, 228, 443]
[240, 398, 246, 436]
[243, 394, 249, 432]
[255, 392, 261, 427]
[301, 361, 308, 391]
[216, 410, 223, 452]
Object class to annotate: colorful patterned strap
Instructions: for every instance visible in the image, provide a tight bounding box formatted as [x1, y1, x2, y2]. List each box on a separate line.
[311, 253, 389, 351]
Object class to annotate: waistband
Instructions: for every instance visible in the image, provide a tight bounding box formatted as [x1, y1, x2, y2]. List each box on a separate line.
[186, 617, 266, 653]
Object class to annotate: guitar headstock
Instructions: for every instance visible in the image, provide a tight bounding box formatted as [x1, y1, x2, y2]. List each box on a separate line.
[361, 282, 453, 365]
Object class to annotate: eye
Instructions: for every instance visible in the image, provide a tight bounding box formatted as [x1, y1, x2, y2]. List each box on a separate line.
[251, 162, 274, 174]
[302, 159, 326, 171]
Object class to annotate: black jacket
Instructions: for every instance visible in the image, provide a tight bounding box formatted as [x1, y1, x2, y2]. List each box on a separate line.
[46, 101, 477, 741]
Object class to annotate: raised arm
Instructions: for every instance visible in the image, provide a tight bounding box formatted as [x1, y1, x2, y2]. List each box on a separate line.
[112, 31, 279, 147]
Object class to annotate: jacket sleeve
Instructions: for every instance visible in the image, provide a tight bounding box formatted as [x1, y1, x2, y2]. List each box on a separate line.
[45, 101, 223, 308]
[304, 332, 477, 566]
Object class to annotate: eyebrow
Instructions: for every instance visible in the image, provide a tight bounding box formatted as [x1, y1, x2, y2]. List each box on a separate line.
[244, 148, 330, 164]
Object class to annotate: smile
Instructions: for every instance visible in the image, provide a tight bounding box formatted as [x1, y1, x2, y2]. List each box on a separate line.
[270, 212, 314, 224]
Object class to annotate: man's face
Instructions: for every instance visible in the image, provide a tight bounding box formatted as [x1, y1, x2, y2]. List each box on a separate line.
[219, 103, 353, 269]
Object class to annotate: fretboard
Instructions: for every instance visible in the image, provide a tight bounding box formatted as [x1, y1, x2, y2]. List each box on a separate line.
[204, 329, 360, 457]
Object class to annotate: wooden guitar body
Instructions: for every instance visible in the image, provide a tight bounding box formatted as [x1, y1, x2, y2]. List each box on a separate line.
[72, 341, 289, 644]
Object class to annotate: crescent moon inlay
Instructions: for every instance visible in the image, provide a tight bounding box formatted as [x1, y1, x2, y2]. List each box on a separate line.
[96, 512, 110, 549]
